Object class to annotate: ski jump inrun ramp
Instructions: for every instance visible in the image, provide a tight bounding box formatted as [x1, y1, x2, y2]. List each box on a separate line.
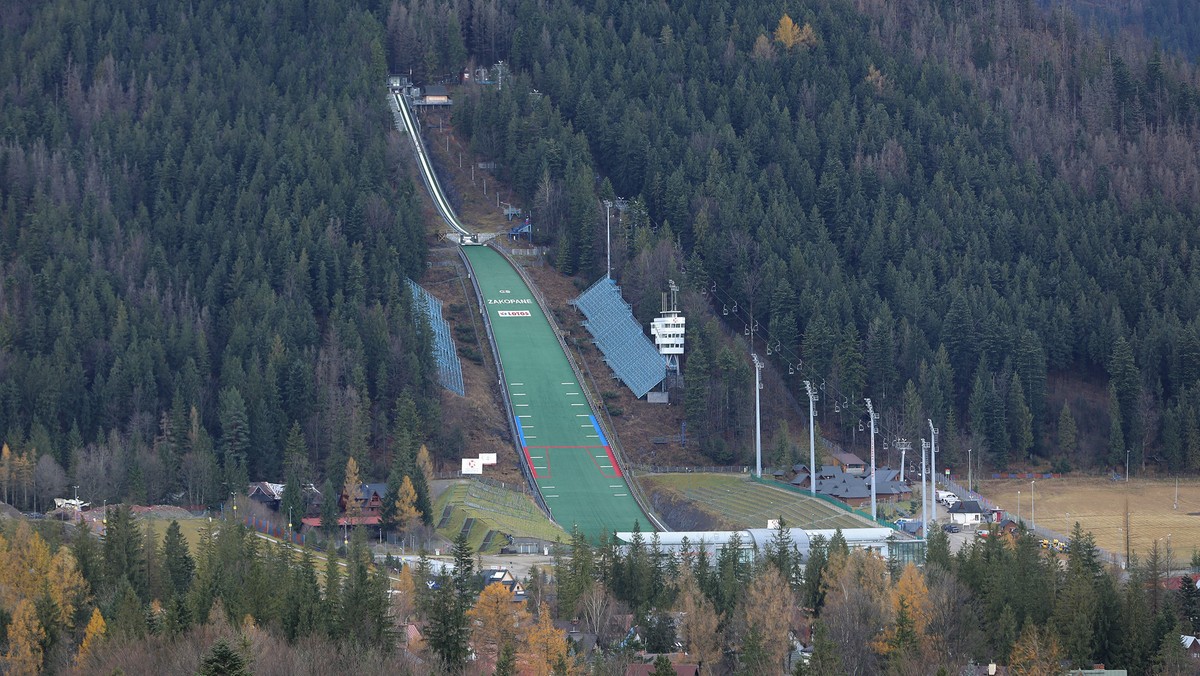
[391, 89, 654, 539]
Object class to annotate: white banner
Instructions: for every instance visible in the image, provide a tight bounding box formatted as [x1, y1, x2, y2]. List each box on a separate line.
[479, 453, 497, 465]
[462, 458, 483, 475]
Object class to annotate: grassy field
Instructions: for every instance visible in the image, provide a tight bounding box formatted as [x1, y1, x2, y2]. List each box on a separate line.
[140, 517, 211, 552]
[433, 480, 566, 553]
[978, 477, 1200, 560]
[641, 473, 880, 531]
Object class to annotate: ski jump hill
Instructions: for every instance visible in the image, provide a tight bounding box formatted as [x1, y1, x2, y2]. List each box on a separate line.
[390, 85, 654, 540]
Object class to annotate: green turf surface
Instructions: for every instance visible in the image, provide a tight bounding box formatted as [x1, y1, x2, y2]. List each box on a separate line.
[463, 246, 651, 539]
[642, 473, 877, 530]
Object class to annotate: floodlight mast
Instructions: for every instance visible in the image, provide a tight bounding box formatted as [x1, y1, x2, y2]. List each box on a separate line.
[866, 398, 877, 520]
[603, 199, 612, 280]
[804, 380, 818, 497]
[929, 419, 938, 522]
[921, 438, 929, 536]
[753, 353, 764, 478]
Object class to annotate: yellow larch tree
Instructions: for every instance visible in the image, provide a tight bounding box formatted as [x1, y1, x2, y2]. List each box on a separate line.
[742, 566, 792, 671]
[416, 444, 435, 492]
[4, 598, 45, 676]
[676, 567, 722, 671]
[469, 582, 531, 662]
[75, 607, 107, 667]
[1008, 622, 1062, 676]
[774, 14, 801, 50]
[393, 564, 416, 626]
[46, 547, 90, 628]
[890, 564, 932, 636]
[0, 522, 51, 609]
[874, 563, 933, 658]
[521, 603, 575, 676]
[342, 456, 362, 519]
[0, 443, 10, 503]
[394, 476, 421, 533]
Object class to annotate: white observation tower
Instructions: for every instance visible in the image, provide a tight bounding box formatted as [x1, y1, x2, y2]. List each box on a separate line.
[651, 280, 686, 380]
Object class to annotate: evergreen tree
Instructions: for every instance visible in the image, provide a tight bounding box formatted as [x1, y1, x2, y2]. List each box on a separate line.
[319, 478, 338, 543]
[218, 387, 250, 490]
[102, 504, 147, 599]
[162, 520, 195, 598]
[1109, 336, 1141, 454]
[1109, 383, 1126, 470]
[198, 638, 251, 676]
[280, 423, 308, 532]
[1058, 403, 1078, 459]
[803, 534, 829, 612]
[323, 549, 343, 640]
[1008, 373, 1034, 464]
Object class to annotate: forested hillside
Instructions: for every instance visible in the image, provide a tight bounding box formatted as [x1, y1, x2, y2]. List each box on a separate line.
[397, 0, 1200, 474]
[1042, 0, 1200, 59]
[0, 0, 438, 509]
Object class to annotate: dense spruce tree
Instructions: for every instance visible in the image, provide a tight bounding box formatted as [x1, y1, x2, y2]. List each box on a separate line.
[102, 505, 147, 601]
[162, 520, 194, 598]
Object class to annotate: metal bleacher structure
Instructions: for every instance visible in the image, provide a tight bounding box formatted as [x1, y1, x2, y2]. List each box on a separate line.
[571, 276, 667, 399]
[406, 279, 466, 396]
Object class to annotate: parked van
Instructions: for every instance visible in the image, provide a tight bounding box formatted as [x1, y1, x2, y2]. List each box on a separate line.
[936, 490, 959, 505]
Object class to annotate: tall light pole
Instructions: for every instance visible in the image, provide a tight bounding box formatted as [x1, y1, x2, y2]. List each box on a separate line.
[866, 398, 878, 520]
[804, 380, 818, 497]
[602, 199, 612, 280]
[753, 353, 764, 478]
[929, 420, 939, 522]
[921, 438, 929, 536]
[1017, 489, 1021, 524]
[1126, 448, 1130, 482]
[1031, 480, 1036, 531]
[967, 448, 973, 493]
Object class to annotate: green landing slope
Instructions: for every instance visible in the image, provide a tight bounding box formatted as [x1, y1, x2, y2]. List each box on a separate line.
[463, 245, 651, 540]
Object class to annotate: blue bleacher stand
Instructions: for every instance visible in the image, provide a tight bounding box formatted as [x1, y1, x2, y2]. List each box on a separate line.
[407, 280, 466, 396]
[572, 277, 666, 399]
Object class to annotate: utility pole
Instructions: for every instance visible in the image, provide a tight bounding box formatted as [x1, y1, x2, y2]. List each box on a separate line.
[929, 419, 938, 522]
[1126, 448, 1130, 482]
[753, 353, 764, 479]
[804, 380, 818, 497]
[866, 398, 877, 520]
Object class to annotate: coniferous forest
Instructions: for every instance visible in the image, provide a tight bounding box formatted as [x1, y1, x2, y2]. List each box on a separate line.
[420, 0, 1200, 473]
[5, 0, 1200, 674]
[0, 0, 441, 511]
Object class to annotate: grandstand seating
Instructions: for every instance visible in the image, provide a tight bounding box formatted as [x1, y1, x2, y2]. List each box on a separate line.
[407, 280, 466, 396]
[572, 277, 666, 399]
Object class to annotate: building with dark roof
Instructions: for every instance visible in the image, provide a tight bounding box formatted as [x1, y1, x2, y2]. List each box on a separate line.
[947, 500, 986, 526]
